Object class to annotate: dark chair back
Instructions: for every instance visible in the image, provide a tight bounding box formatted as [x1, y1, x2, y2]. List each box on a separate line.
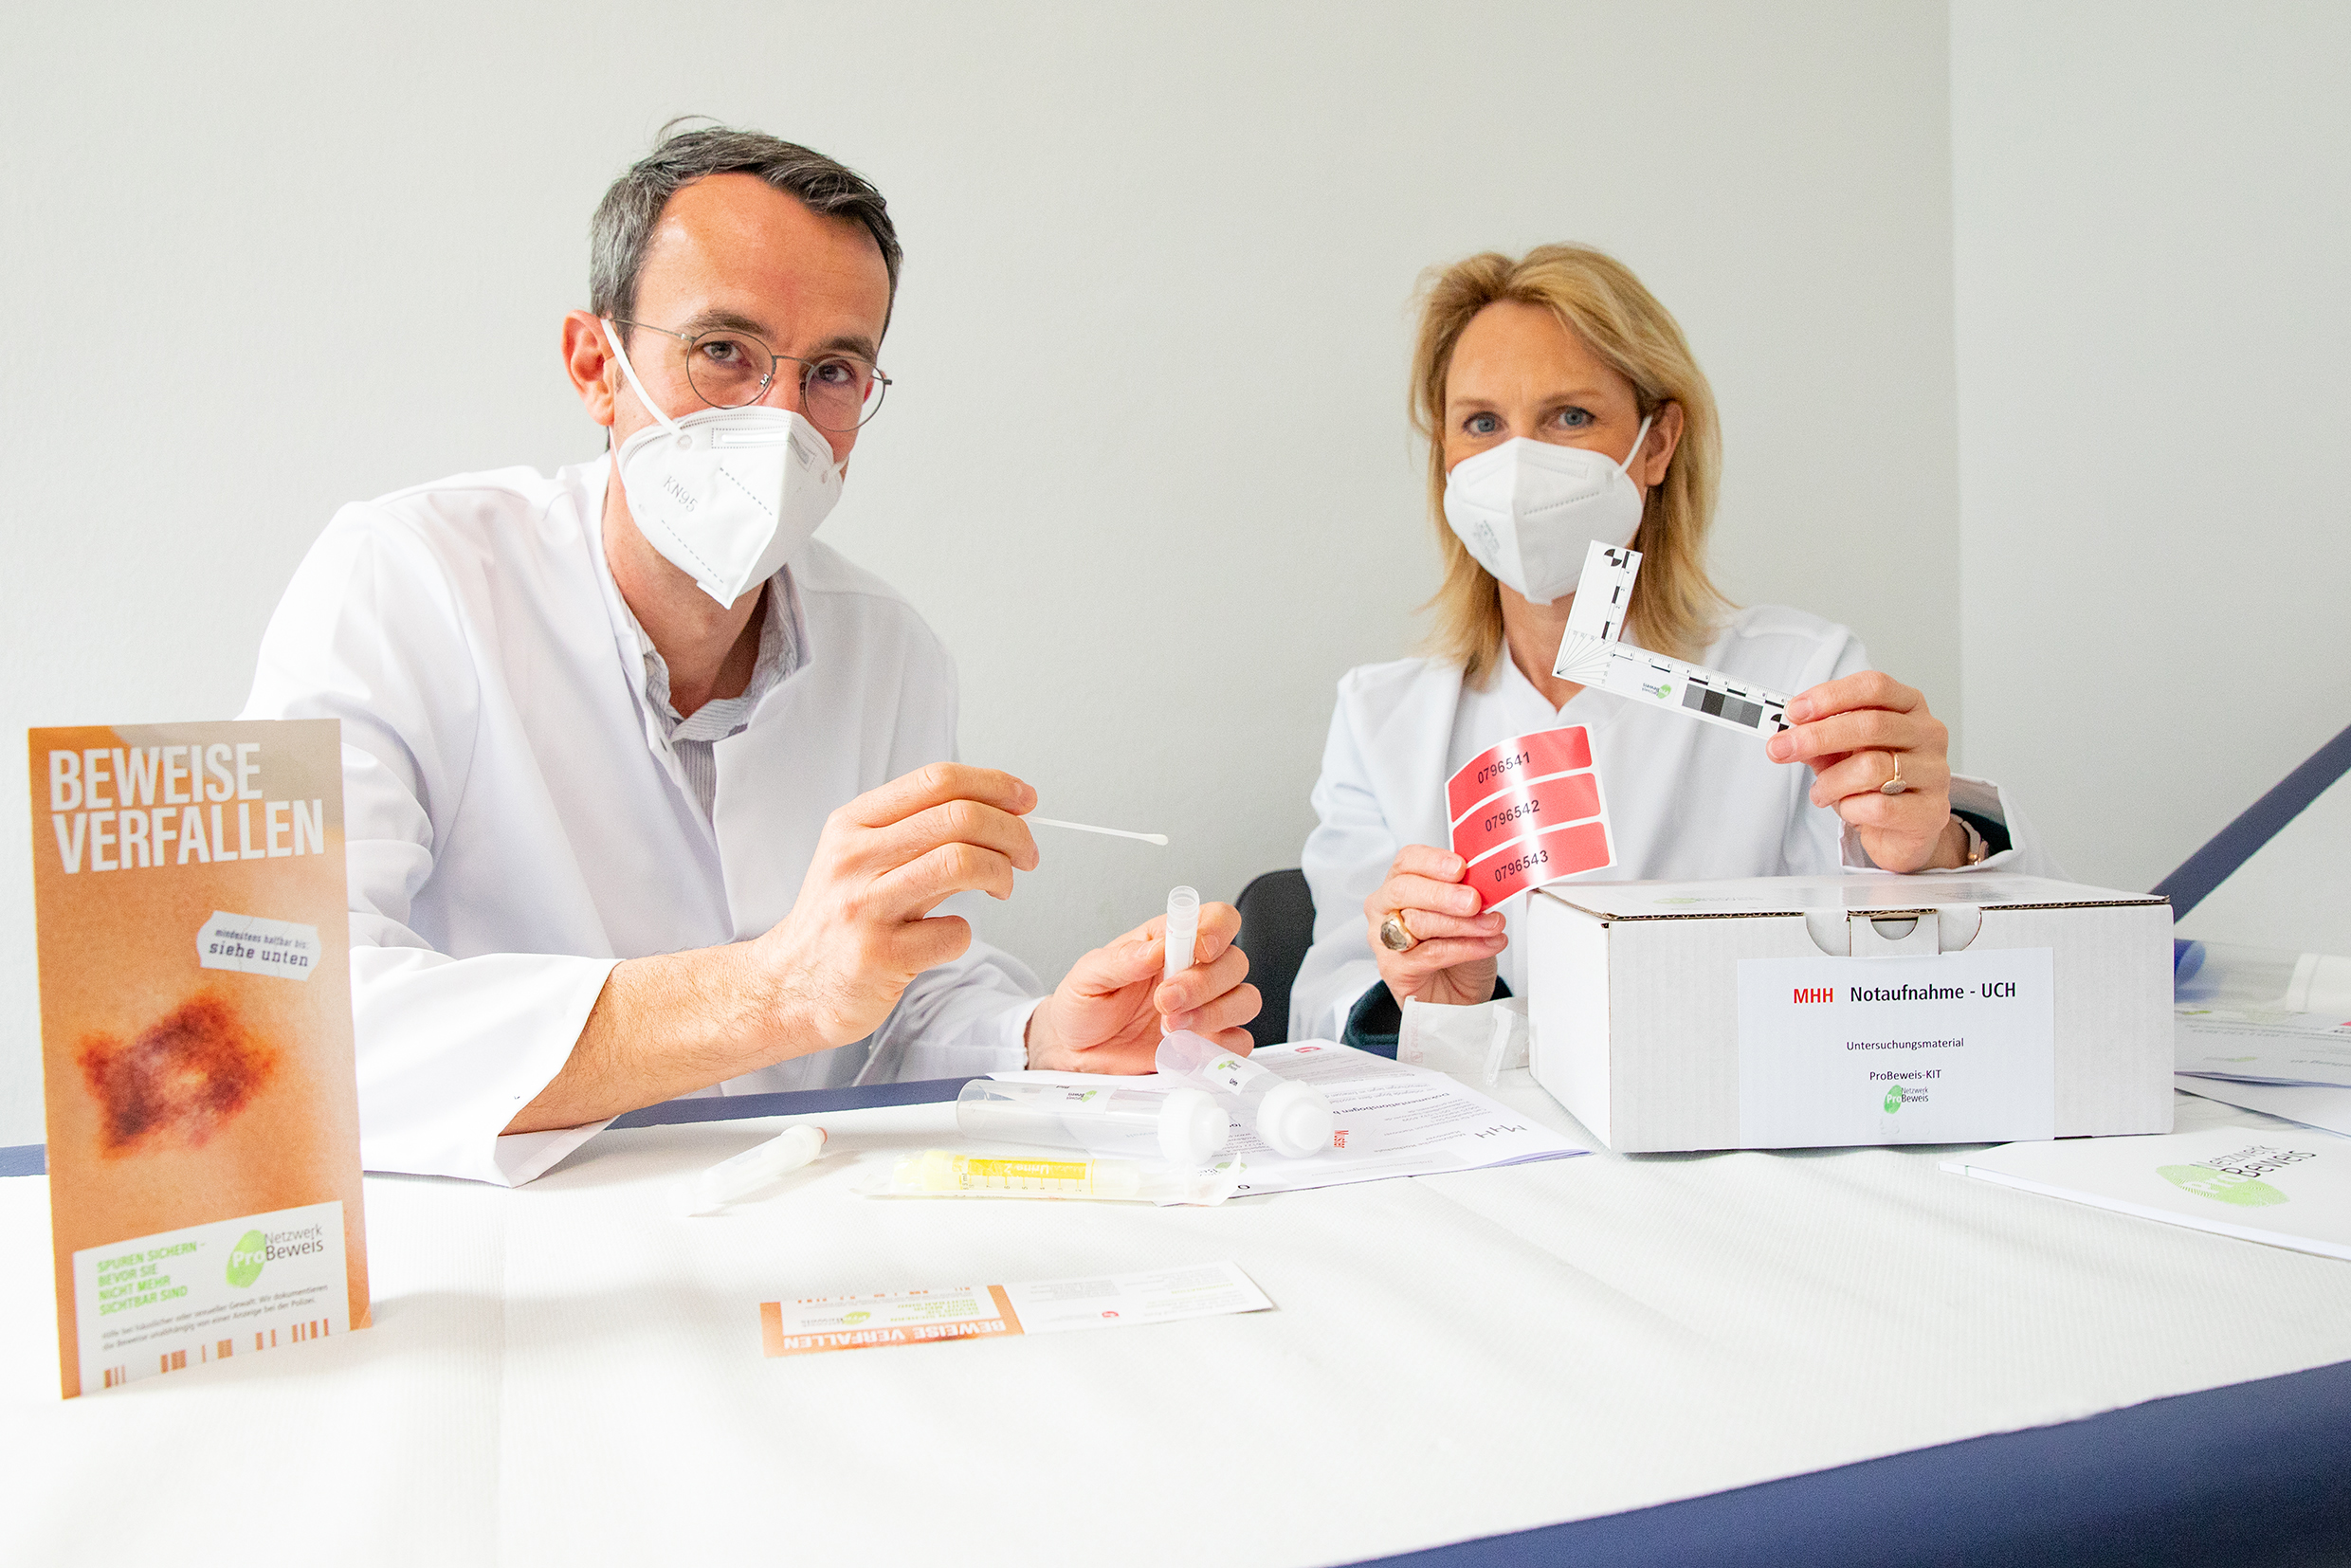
[1234, 868, 1316, 1050]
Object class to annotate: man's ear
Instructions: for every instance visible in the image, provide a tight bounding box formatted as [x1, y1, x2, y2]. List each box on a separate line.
[561, 310, 618, 430]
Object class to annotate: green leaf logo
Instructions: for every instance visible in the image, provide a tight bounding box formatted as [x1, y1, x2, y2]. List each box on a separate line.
[2159, 1163, 2288, 1207]
[1884, 1085, 1905, 1113]
[226, 1231, 266, 1288]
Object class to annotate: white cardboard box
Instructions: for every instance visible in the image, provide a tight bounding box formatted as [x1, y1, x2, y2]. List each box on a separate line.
[1524, 874, 2173, 1152]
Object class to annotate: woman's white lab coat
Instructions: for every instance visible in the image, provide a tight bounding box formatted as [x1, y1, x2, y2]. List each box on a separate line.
[1290, 605, 2063, 1042]
[243, 458, 1035, 1186]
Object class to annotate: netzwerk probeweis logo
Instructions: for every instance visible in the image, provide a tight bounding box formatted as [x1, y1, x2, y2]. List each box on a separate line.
[2158, 1143, 2315, 1208]
[226, 1230, 266, 1288]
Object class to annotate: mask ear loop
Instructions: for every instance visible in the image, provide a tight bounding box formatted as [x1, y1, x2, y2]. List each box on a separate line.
[601, 319, 685, 441]
[1616, 412, 1655, 479]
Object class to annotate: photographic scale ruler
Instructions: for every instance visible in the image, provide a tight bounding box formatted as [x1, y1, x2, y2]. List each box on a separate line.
[1549, 541, 1795, 738]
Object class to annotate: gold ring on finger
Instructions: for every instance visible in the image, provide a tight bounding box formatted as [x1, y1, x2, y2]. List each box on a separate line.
[1377, 912, 1418, 953]
[1879, 752, 1910, 795]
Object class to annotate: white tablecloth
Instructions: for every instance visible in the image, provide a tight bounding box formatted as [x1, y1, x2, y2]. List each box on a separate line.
[7, 1083, 2348, 1567]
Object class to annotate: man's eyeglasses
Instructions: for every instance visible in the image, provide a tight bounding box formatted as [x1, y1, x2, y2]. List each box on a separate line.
[611, 319, 890, 431]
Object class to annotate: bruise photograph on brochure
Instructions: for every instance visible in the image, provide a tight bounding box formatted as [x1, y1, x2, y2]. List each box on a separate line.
[30, 720, 371, 1397]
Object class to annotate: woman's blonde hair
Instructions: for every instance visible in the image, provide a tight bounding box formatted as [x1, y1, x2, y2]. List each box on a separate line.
[1412, 244, 1727, 684]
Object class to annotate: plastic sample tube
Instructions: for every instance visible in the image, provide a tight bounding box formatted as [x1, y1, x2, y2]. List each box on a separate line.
[683, 1124, 827, 1212]
[957, 1080, 1229, 1167]
[1161, 884, 1201, 1036]
[1156, 1030, 1335, 1158]
[901, 1150, 1143, 1199]
[1164, 885, 1200, 979]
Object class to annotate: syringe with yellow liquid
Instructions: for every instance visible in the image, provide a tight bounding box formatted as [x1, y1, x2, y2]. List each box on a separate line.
[893, 1150, 1145, 1200]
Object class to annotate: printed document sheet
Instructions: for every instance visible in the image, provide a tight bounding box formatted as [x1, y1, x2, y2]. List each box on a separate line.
[2175, 1076, 2351, 1140]
[2175, 1010, 2351, 1087]
[991, 1043, 1585, 1197]
[1943, 1124, 2351, 1262]
[1211, 1043, 1585, 1196]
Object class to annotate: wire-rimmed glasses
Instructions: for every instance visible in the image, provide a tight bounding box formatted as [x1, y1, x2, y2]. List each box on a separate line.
[611, 319, 890, 431]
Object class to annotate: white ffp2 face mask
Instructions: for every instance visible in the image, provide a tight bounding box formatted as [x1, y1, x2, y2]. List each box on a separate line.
[1441, 416, 1652, 605]
[602, 319, 845, 607]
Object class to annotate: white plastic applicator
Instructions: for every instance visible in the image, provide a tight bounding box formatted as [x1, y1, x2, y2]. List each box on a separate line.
[683, 1124, 828, 1213]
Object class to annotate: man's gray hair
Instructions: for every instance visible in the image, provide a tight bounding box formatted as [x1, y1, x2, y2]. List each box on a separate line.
[589, 120, 902, 325]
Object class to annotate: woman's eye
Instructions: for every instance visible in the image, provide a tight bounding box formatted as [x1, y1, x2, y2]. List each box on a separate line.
[1554, 407, 1593, 429]
[1465, 412, 1500, 437]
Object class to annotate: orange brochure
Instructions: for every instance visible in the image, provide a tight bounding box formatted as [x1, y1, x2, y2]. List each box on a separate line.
[29, 720, 369, 1396]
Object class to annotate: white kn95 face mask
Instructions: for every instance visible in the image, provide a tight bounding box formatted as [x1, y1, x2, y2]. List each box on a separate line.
[602, 319, 845, 606]
[1442, 414, 1652, 605]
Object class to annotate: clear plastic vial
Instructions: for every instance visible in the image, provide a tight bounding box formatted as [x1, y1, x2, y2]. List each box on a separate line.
[956, 1080, 1229, 1167]
[1162, 885, 1201, 1035]
[1155, 1029, 1335, 1158]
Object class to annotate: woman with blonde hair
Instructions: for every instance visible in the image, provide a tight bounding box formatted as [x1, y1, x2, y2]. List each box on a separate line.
[1288, 245, 2060, 1048]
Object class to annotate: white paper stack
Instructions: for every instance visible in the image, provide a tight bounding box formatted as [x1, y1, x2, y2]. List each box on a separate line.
[1943, 1124, 2351, 1262]
[2174, 1010, 2351, 1137]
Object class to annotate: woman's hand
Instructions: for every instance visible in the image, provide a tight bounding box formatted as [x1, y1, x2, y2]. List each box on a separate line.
[1363, 846, 1508, 1008]
[1767, 671, 1969, 872]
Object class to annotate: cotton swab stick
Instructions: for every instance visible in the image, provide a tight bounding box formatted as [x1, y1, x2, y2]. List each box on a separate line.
[1030, 815, 1170, 847]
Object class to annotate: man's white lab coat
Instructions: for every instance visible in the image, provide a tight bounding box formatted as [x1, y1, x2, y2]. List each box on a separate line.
[243, 458, 1035, 1186]
[1291, 606, 2063, 1042]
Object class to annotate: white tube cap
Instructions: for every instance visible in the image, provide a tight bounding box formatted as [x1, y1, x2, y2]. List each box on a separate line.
[1258, 1082, 1334, 1158]
[1157, 1087, 1230, 1167]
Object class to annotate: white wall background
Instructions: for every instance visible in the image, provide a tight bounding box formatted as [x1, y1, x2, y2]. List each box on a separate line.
[1951, 3, 2351, 914]
[0, 2, 1966, 1143]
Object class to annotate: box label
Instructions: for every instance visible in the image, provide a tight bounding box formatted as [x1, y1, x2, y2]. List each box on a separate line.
[1737, 949, 2055, 1146]
[71, 1201, 347, 1394]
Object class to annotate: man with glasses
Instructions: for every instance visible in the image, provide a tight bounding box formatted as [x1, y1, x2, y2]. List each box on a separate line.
[242, 125, 1258, 1184]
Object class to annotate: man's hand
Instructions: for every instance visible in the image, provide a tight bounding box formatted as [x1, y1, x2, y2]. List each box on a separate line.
[506, 762, 1039, 1134]
[751, 763, 1042, 1047]
[1025, 902, 1258, 1072]
[1767, 671, 1967, 872]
